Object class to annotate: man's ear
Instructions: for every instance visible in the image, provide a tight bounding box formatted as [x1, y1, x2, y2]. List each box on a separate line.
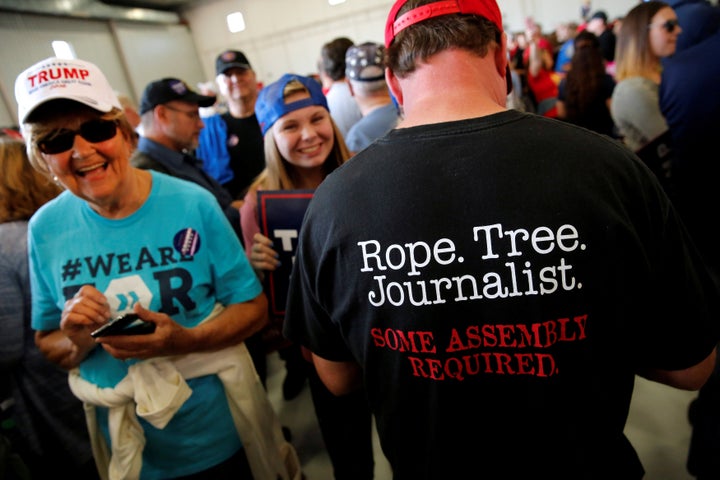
[153, 105, 165, 124]
[385, 68, 403, 107]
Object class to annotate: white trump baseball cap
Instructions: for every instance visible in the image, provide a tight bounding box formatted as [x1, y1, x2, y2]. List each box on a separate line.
[15, 57, 122, 124]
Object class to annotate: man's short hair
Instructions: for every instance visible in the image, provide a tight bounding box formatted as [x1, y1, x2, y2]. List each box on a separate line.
[385, 0, 502, 78]
[320, 37, 354, 81]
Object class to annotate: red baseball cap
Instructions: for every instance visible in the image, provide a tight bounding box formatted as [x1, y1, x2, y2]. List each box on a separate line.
[385, 0, 503, 48]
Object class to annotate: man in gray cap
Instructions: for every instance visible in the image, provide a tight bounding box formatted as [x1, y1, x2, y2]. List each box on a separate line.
[196, 50, 265, 202]
[344, 41, 400, 154]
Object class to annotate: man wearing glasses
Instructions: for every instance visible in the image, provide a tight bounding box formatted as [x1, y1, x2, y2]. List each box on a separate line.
[132, 78, 244, 241]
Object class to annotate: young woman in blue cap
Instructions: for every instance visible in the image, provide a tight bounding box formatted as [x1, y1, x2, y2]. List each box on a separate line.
[240, 73, 376, 480]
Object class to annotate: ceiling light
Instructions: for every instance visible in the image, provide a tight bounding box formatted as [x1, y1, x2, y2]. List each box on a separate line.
[227, 12, 246, 33]
[52, 41, 76, 59]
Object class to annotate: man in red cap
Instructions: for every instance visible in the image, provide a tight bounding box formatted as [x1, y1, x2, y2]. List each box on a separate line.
[283, 1, 720, 478]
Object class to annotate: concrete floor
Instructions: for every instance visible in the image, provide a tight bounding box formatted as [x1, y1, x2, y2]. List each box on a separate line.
[267, 352, 698, 480]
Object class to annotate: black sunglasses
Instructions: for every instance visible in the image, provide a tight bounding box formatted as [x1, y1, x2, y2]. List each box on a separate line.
[649, 18, 679, 33]
[37, 119, 118, 154]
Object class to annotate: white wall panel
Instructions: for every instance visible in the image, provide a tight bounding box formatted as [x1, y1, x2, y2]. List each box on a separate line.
[0, 12, 130, 127]
[184, 0, 637, 87]
[112, 21, 205, 102]
[0, 0, 661, 128]
[0, 12, 202, 128]
[186, 0, 394, 86]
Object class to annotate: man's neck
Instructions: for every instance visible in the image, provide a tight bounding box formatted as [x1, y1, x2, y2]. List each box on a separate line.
[227, 95, 256, 118]
[357, 94, 392, 117]
[397, 50, 507, 128]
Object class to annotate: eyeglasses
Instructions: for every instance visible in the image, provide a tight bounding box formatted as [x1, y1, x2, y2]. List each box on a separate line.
[649, 18, 679, 33]
[162, 104, 201, 121]
[36, 119, 118, 154]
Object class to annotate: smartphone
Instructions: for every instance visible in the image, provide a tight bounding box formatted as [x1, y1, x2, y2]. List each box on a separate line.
[90, 313, 156, 338]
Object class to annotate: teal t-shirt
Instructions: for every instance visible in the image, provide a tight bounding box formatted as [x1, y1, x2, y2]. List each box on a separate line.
[29, 171, 262, 478]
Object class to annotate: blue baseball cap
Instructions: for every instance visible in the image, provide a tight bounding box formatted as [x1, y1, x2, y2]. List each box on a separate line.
[256, 73, 328, 136]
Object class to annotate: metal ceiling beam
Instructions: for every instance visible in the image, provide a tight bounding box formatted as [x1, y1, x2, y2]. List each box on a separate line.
[0, 0, 181, 23]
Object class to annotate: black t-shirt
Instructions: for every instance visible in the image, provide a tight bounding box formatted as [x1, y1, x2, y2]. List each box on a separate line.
[221, 112, 265, 199]
[598, 29, 616, 63]
[284, 110, 720, 478]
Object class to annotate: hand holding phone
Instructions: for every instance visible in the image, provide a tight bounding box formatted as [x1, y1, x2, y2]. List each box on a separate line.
[90, 313, 156, 338]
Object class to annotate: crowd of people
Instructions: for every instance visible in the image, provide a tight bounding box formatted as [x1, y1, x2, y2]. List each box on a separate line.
[2, 0, 719, 479]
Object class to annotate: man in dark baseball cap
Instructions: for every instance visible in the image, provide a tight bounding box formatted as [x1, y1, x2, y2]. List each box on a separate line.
[139, 77, 215, 114]
[198, 48, 269, 388]
[197, 49, 266, 202]
[133, 76, 244, 246]
[215, 50, 252, 75]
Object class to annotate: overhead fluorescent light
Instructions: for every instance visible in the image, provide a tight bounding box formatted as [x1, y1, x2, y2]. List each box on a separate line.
[52, 40, 76, 59]
[329, 0, 346, 5]
[227, 12, 246, 33]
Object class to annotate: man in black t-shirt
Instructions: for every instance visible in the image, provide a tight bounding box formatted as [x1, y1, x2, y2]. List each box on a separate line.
[283, 1, 720, 478]
[586, 10, 617, 63]
[197, 50, 265, 200]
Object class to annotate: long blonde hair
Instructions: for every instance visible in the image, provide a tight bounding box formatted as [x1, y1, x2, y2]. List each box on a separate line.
[614, 1, 668, 81]
[0, 136, 63, 222]
[249, 79, 350, 191]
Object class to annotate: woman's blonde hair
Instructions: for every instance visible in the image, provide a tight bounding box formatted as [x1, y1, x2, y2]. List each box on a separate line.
[20, 100, 138, 179]
[249, 79, 350, 191]
[614, 1, 669, 81]
[0, 136, 63, 222]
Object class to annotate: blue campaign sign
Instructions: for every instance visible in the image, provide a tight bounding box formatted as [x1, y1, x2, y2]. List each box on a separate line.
[257, 189, 314, 316]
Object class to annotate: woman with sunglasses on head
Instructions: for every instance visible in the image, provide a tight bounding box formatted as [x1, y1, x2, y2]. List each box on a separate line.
[14, 57, 300, 480]
[611, 1, 681, 190]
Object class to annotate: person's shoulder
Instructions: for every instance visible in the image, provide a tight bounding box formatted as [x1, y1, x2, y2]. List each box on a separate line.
[375, 102, 400, 119]
[0, 220, 27, 233]
[153, 172, 221, 210]
[0, 221, 28, 244]
[613, 77, 646, 96]
[0, 221, 28, 263]
[602, 73, 617, 88]
[151, 170, 206, 193]
[130, 149, 164, 170]
[241, 185, 259, 207]
[510, 112, 628, 155]
[201, 112, 224, 128]
[326, 81, 351, 100]
[27, 191, 74, 228]
[622, 77, 657, 94]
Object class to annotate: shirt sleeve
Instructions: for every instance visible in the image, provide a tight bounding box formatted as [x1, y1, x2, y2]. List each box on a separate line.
[240, 189, 261, 259]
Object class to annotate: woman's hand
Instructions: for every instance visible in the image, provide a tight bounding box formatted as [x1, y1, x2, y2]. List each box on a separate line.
[95, 303, 184, 360]
[96, 299, 269, 360]
[250, 232, 281, 272]
[61, 284, 111, 352]
[34, 285, 111, 369]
